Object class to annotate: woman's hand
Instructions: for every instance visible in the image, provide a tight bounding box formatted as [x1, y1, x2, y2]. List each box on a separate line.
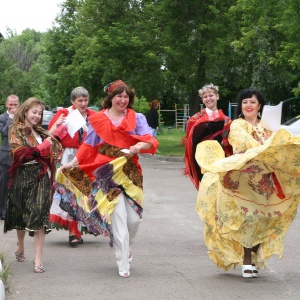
[55, 114, 66, 127]
[129, 142, 152, 156]
[58, 157, 78, 172]
[129, 144, 141, 156]
[49, 114, 66, 135]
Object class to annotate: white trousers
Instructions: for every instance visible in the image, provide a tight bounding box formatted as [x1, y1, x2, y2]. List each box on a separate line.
[111, 192, 141, 274]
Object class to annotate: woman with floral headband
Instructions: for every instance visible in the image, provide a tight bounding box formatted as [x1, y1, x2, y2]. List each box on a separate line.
[196, 88, 300, 278]
[57, 80, 158, 277]
[182, 83, 232, 190]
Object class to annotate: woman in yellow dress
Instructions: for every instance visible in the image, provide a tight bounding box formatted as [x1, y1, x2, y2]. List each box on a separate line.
[196, 88, 300, 278]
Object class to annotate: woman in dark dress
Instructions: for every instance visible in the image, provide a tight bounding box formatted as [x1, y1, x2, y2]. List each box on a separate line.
[4, 97, 62, 273]
[146, 100, 160, 137]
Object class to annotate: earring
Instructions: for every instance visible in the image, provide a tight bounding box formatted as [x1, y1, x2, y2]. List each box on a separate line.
[239, 113, 244, 118]
[258, 111, 261, 118]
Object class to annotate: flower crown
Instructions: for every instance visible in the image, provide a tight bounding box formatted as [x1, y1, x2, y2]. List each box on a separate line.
[198, 83, 219, 97]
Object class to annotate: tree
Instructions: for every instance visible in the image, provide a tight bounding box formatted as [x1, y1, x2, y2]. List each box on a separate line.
[44, 0, 83, 105]
[228, 0, 299, 103]
[2, 0, 300, 116]
[0, 29, 48, 102]
[155, 0, 237, 114]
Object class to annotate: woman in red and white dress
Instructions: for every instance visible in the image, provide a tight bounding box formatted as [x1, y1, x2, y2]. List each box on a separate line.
[48, 87, 96, 246]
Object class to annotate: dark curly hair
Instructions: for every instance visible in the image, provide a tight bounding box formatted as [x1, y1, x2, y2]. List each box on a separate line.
[235, 88, 265, 119]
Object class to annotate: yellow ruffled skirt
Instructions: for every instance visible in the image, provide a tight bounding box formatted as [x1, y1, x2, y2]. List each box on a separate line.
[196, 129, 300, 270]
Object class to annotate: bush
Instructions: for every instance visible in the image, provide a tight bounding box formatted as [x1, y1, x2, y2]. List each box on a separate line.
[133, 96, 149, 115]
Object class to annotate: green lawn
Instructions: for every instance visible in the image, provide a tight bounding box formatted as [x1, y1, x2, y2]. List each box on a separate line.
[156, 128, 185, 157]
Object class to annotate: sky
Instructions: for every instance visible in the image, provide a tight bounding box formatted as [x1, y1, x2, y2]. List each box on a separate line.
[0, 0, 64, 37]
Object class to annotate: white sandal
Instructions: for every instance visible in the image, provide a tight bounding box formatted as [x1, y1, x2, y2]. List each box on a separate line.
[242, 265, 253, 278]
[252, 264, 258, 278]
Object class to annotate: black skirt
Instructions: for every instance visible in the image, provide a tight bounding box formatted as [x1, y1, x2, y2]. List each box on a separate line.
[4, 163, 51, 234]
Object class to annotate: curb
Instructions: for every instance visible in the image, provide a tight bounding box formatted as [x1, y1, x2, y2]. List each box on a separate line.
[140, 154, 184, 162]
[0, 260, 5, 300]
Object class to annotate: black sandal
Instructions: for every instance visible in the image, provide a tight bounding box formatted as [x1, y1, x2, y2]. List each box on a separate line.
[69, 235, 79, 246]
[78, 237, 83, 244]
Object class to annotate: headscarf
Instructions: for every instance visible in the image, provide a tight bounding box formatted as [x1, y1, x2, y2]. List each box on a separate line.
[103, 80, 128, 94]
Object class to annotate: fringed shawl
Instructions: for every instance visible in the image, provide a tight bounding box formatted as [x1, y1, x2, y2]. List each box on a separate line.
[182, 109, 232, 189]
[8, 123, 62, 188]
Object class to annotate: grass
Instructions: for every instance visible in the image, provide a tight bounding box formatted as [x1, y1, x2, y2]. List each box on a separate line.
[156, 127, 185, 157]
[0, 249, 11, 292]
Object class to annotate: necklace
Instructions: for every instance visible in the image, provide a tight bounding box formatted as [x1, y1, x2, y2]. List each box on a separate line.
[108, 109, 126, 118]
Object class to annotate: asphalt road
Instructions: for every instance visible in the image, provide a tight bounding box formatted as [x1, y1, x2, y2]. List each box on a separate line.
[1, 156, 300, 300]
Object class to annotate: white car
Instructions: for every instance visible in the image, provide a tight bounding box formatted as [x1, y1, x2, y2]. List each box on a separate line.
[42, 110, 54, 129]
[280, 116, 300, 136]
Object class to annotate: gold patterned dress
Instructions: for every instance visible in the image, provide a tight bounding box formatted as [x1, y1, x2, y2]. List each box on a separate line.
[196, 118, 300, 270]
[4, 123, 62, 235]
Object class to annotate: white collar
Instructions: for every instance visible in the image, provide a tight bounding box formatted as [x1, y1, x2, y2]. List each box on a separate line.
[205, 107, 218, 114]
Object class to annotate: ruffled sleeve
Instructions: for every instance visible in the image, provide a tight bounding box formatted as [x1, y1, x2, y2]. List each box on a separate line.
[228, 119, 262, 153]
[133, 113, 152, 136]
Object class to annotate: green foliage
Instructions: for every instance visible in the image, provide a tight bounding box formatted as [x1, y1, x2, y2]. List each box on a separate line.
[1, 0, 300, 121]
[0, 105, 6, 114]
[0, 29, 54, 104]
[228, 0, 297, 103]
[132, 96, 149, 115]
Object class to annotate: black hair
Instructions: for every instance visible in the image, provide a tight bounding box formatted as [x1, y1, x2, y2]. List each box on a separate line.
[235, 88, 265, 119]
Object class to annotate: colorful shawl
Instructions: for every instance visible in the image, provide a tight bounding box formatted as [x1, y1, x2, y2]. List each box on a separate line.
[8, 123, 62, 188]
[56, 109, 158, 245]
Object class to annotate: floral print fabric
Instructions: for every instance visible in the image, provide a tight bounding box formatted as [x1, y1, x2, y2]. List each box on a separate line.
[196, 118, 300, 270]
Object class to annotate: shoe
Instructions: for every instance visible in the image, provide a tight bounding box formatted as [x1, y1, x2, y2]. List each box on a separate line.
[34, 265, 45, 273]
[15, 251, 25, 262]
[69, 235, 79, 246]
[119, 271, 130, 278]
[78, 237, 83, 244]
[252, 264, 258, 278]
[242, 265, 253, 278]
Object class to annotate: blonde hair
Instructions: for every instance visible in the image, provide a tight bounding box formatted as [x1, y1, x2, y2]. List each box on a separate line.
[198, 83, 219, 97]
